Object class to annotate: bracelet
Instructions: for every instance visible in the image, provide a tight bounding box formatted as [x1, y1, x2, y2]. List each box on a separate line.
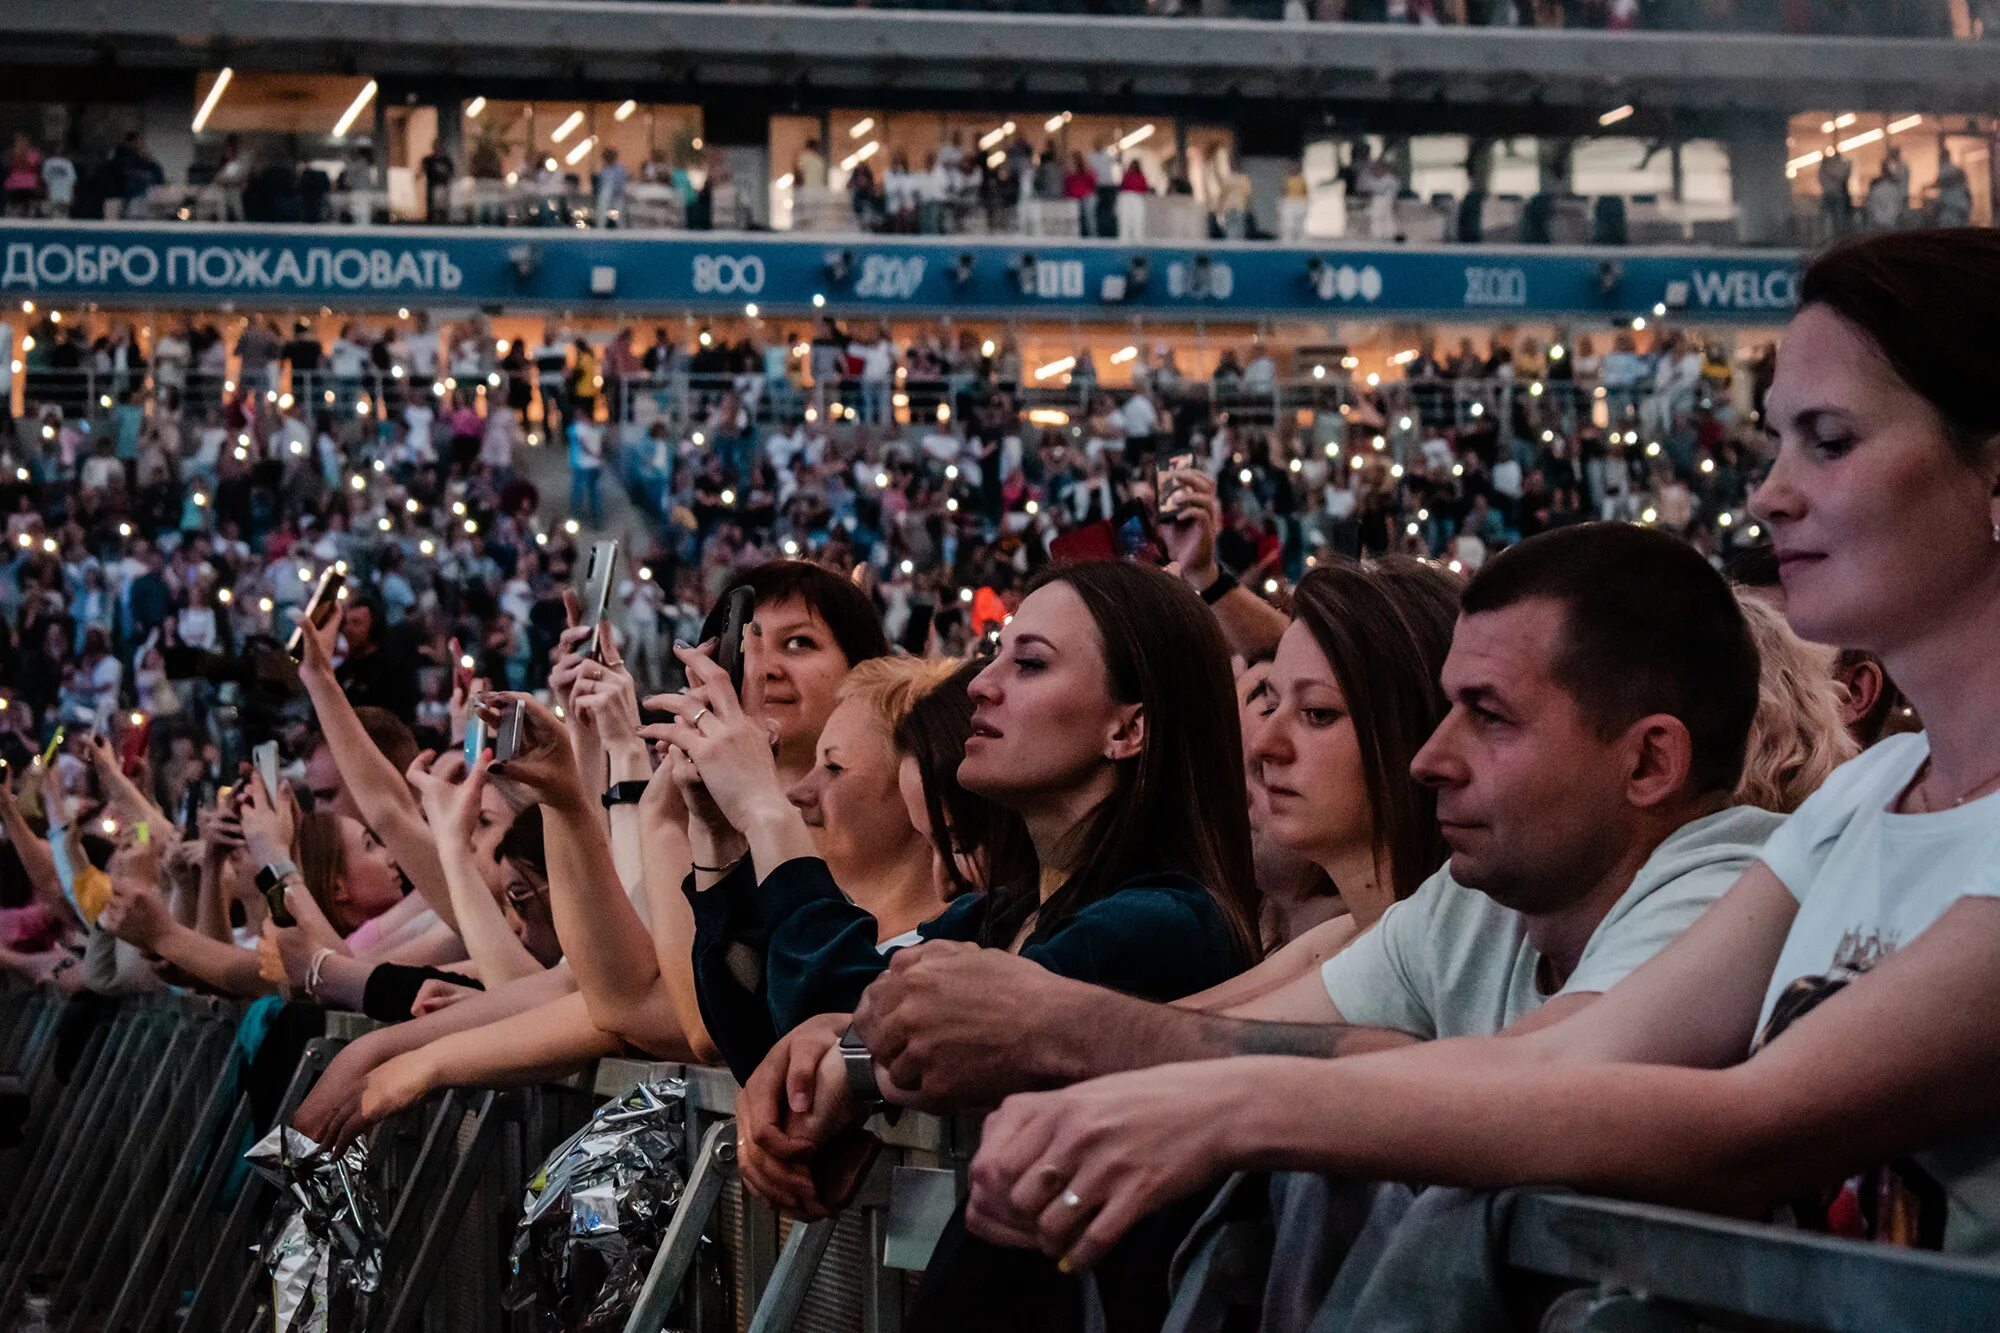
[305, 946, 335, 1000]
[1199, 571, 1239, 605]
[691, 854, 745, 875]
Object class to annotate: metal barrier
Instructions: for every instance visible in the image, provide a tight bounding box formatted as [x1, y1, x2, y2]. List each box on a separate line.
[0, 992, 250, 1333]
[0, 996, 960, 1328]
[15, 989, 1999, 1333]
[1506, 1192, 2000, 1333]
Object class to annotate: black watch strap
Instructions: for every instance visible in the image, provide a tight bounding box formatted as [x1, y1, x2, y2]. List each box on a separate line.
[602, 780, 649, 808]
[1200, 571, 1239, 605]
[255, 859, 299, 896]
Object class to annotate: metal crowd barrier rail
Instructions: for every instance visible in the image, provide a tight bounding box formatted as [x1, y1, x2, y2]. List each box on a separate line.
[15, 989, 1997, 1333]
[1506, 1192, 2000, 1333]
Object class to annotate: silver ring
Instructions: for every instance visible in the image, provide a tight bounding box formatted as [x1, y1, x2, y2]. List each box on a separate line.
[689, 707, 709, 727]
[1060, 1190, 1084, 1211]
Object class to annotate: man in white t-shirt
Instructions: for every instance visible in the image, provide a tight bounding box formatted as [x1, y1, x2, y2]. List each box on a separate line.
[1118, 388, 1160, 463]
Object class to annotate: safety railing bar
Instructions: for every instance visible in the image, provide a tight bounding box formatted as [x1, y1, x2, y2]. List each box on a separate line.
[0, 1007, 119, 1256]
[100, 1019, 245, 1333]
[2, 1008, 159, 1309]
[744, 1218, 839, 1333]
[50, 1021, 197, 1321]
[1507, 1191, 2000, 1333]
[622, 1119, 739, 1333]
[372, 1089, 507, 1333]
[180, 1037, 341, 1331]
[135, 1068, 258, 1333]
[377, 1089, 467, 1254]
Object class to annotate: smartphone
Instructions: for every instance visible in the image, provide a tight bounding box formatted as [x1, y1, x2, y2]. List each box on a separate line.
[253, 741, 281, 804]
[38, 727, 64, 769]
[135, 821, 151, 847]
[714, 585, 755, 698]
[900, 602, 936, 657]
[1113, 498, 1168, 566]
[265, 877, 296, 929]
[183, 777, 214, 839]
[287, 568, 347, 661]
[582, 540, 619, 660]
[493, 699, 526, 763]
[464, 712, 488, 766]
[1156, 451, 1197, 518]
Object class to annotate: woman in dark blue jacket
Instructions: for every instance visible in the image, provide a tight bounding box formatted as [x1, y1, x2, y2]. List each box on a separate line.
[655, 560, 1258, 1069]
[650, 560, 1258, 1333]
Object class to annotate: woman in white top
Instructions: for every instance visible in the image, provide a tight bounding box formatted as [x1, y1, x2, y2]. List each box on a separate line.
[967, 228, 2000, 1270]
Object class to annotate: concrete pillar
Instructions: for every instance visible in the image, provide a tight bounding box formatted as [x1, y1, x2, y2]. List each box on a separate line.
[140, 79, 197, 189]
[1724, 113, 1791, 246]
[1239, 155, 1292, 239]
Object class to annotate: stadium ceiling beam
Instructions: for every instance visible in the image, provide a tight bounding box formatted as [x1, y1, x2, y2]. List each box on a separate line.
[5, 0, 1996, 115]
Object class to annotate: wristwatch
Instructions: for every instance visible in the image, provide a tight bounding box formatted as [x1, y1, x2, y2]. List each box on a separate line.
[1199, 571, 1239, 605]
[839, 1025, 890, 1113]
[255, 858, 300, 897]
[601, 780, 649, 808]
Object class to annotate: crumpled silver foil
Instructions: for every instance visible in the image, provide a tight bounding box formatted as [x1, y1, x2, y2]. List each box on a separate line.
[506, 1079, 689, 1331]
[245, 1124, 385, 1333]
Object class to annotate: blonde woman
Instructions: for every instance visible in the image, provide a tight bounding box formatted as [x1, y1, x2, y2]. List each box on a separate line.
[1733, 589, 1859, 815]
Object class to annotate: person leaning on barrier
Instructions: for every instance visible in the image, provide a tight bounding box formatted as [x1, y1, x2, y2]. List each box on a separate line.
[640, 653, 969, 1078]
[963, 231, 2000, 1310]
[669, 561, 1258, 1333]
[757, 524, 1774, 1137]
[290, 563, 886, 1147]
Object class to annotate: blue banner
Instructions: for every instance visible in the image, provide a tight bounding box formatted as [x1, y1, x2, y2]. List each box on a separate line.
[0, 223, 1802, 321]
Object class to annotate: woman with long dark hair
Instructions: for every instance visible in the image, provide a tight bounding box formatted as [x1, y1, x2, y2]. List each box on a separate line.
[658, 560, 1255, 1043]
[657, 559, 1255, 1333]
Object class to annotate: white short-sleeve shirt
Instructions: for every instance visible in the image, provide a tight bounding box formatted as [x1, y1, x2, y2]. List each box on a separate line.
[1752, 733, 2000, 1254]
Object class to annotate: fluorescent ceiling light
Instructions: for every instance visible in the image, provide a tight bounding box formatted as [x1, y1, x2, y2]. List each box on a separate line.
[332, 79, 378, 139]
[192, 67, 233, 134]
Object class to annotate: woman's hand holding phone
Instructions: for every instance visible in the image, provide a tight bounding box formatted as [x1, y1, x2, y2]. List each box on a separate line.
[294, 592, 344, 684]
[482, 693, 589, 815]
[236, 771, 297, 869]
[1157, 466, 1223, 593]
[405, 749, 490, 843]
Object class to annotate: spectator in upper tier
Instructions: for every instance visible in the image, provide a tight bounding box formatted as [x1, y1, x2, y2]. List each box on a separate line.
[3, 132, 43, 217]
[796, 137, 827, 192]
[420, 138, 454, 224]
[1817, 145, 1852, 237]
[595, 146, 629, 227]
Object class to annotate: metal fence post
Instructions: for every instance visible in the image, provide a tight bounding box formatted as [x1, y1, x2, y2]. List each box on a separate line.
[622, 1119, 738, 1333]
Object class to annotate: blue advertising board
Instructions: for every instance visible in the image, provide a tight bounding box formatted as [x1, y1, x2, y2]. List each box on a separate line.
[0, 222, 1802, 322]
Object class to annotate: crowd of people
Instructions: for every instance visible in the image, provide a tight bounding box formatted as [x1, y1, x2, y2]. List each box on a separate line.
[1, 227, 1997, 1330]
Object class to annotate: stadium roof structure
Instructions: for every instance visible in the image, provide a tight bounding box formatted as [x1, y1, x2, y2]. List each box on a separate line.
[7, 0, 1997, 118]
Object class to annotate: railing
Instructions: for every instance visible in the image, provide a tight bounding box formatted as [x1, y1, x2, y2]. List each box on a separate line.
[8, 987, 2000, 1333]
[2, 363, 1707, 497]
